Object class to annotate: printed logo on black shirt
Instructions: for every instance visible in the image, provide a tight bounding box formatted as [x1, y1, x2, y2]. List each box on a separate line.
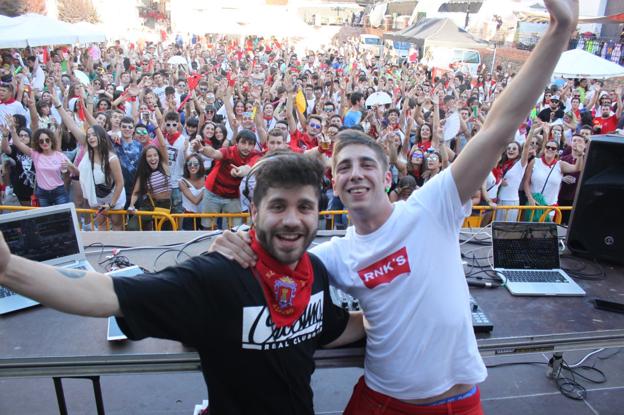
[241, 292, 324, 350]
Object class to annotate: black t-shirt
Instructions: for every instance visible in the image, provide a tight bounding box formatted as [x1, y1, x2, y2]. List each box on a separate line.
[537, 106, 564, 123]
[7, 144, 35, 201]
[113, 252, 349, 415]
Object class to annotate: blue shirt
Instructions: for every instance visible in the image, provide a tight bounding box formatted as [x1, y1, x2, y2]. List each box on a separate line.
[112, 139, 143, 194]
[343, 110, 362, 128]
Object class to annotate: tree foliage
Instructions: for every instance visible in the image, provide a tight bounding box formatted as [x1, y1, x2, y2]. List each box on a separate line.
[58, 0, 99, 23]
[0, 0, 26, 17]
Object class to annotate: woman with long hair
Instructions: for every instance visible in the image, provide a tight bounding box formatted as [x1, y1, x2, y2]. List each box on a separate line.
[3, 120, 77, 206]
[179, 153, 206, 230]
[406, 147, 425, 187]
[78, 125, 125, 230]
[127, 144, 171, 230]
[494, 140, 530, 221]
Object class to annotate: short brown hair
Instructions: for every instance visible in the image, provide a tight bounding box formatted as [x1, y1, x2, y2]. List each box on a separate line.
[252, 152, 324, 208]
[332, 130, 388, 173]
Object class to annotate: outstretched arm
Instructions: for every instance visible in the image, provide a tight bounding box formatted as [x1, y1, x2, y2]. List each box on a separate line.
[0, 233, 121, 317]
[451, 0, 578, 203]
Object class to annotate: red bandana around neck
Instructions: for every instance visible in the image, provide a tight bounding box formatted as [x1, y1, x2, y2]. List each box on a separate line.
[0, 97, 16, 105]
[541, 155, 558, 168]
[249, 229, 313, 328]
[165, 131, 181, 146]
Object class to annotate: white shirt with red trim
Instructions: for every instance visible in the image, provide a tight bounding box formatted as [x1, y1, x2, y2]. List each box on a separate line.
[311, 169, 487, 400]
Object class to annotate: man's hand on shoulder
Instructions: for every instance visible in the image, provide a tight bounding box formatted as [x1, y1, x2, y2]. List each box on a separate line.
[208, 230, 256, 268]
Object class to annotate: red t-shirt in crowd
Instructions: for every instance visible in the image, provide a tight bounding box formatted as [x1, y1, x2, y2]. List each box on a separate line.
[289, 130, 318, 153]
[204, 145, 260, 198]
[592, 114, 618, 134]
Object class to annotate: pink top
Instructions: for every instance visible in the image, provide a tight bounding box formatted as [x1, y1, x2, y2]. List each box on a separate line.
[31, 151, 66, 190]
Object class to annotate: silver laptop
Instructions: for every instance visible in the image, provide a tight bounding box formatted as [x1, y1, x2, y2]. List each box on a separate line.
[106, 266, 144, 341]
[0, 203, 95, 315]
[492, 222, 585, 296]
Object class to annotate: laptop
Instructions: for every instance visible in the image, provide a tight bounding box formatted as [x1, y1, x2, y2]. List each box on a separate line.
[492, 222, 585, 296]
[106, 266, 144, 341]
[0, 203, 95, 315]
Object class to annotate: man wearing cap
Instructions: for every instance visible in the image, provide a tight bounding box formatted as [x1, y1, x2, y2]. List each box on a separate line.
[537, 94, 564, 122]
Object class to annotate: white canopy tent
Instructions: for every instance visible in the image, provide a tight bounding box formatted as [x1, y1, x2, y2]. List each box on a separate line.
[71, 22, 107, 44]
[553, 49, 624, 80]
[0, 14, 106, 48]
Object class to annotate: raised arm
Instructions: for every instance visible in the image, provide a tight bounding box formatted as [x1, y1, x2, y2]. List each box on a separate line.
[52, 92, 86, 144]
[451, 0, 578, 203]
[3, 116, 31, 156]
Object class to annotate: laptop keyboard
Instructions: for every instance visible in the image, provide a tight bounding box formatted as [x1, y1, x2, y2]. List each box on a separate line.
[505, 270, 567, 283]
[0, 286, 15, 299]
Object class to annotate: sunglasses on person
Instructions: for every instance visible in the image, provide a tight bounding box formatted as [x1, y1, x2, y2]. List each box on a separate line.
[166, 123, 178, 128]
[135, 129, 148, 135]
[39, 137, 51, 144]
[18, 133, 30, 138]
[186, 160, 200, 167]
[324, 107, 334, 112]
[121, 124, 134, 129]
[308, 122, 322, 129]
[545, 145, 558, 150]
[427, 155, 440, 162]
[411, 153, 424, 159]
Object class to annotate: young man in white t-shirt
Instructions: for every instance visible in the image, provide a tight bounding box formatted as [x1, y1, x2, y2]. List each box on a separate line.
[209, 1, 579, 413]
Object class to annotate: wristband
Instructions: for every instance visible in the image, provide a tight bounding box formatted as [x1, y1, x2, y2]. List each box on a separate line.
[55, 104, 62, 109]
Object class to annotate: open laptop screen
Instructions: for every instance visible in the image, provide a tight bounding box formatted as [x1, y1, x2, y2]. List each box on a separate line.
[492, 222, 560, 270]
[0, 210, 80, 262]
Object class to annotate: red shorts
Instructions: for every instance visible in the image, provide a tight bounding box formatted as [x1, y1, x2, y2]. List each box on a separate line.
[344, 376, 484, 415]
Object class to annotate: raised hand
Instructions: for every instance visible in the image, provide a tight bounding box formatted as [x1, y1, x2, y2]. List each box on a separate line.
[544, 0, 578, 30]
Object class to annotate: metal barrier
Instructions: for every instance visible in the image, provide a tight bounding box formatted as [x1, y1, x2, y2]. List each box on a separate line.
[0, 205, 177, 231]
[0, 205, 572, 231]
[464, 205, 572, 227]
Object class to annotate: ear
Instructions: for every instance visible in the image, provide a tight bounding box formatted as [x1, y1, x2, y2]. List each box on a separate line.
[250, 202, 258, 225]
[384, 170, 393, 190]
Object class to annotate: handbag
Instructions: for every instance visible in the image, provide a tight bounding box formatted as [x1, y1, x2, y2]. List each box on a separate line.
[92, 167, 113, 198]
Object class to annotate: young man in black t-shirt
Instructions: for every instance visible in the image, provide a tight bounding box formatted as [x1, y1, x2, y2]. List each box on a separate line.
[0, 153, 364, 415]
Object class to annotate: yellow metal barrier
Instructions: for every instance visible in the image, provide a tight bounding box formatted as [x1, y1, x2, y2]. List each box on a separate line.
[463, 205, 572, 227]
[0, 205, 177, 231]
[0, 205, 572, 231]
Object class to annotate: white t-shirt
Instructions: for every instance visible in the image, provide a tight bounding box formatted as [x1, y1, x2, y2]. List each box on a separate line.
[497, 160, 526, 202]
[166, 135, 187, 190]
[311, 169, 487, 399]
[530, 158, 563, 205]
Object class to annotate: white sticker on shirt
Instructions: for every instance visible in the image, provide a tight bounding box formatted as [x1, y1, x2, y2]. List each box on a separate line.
[241, 291, 324, 350]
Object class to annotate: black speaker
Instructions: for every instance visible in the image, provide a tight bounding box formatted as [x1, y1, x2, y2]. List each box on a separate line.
[567, 135, 624, 264]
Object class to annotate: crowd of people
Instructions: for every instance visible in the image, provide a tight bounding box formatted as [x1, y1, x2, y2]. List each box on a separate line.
[0, 22, 622, 230]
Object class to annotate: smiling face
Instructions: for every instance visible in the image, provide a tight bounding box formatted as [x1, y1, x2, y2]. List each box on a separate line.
[506, 142, 520, 159]
[332, 144, 391, 214]
[86, 128, 99, 148]
[145, 147, 160, 170]
[420, 125, 431, 140]
[251, 185, 318, 268]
